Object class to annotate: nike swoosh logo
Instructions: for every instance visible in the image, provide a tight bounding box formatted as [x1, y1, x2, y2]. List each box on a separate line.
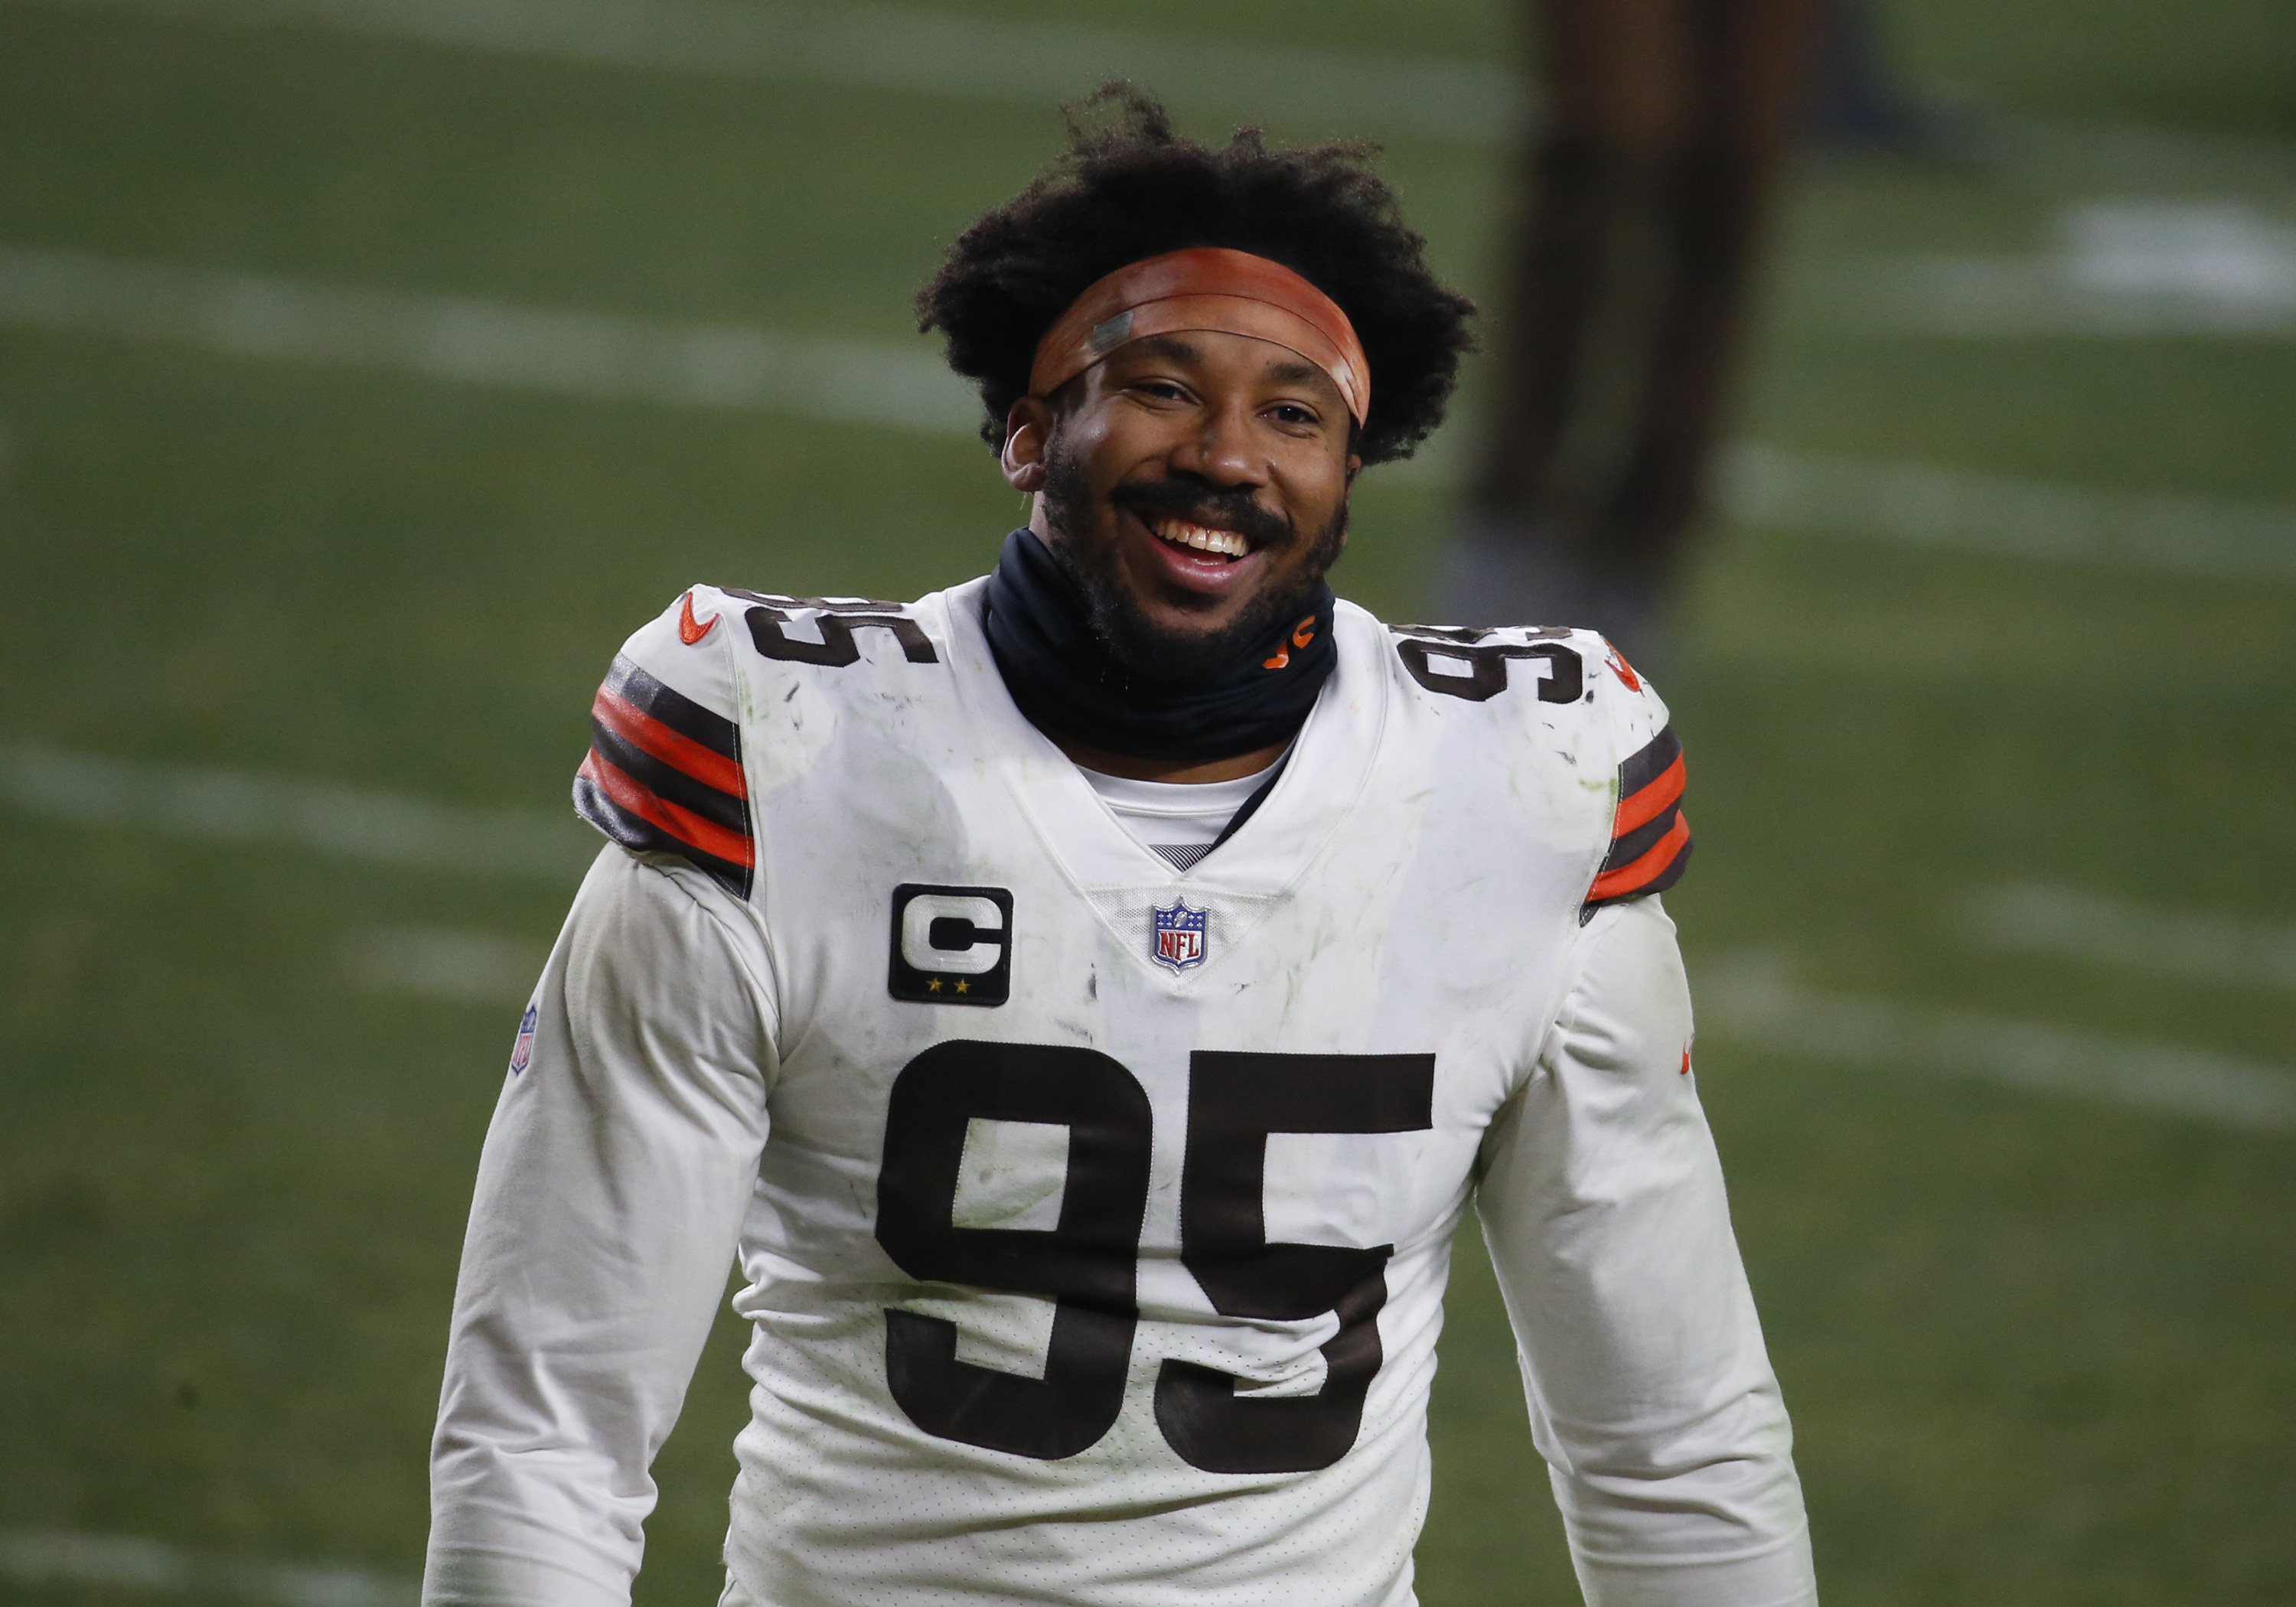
[679, 590, 719, 645]
[1605, 641, 1642, 692]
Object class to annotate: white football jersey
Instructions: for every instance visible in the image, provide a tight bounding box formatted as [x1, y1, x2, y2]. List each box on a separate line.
[424, 579, 1815, 1607]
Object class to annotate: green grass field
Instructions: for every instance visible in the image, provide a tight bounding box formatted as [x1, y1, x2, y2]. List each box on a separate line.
[2, 2, 2292, 1602]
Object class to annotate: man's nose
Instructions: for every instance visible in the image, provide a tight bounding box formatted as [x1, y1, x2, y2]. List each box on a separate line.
[1167, 399, 1269, 487]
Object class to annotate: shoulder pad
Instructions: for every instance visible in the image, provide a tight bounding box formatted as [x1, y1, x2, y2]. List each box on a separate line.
[1384, 620, 1591, 707]
[719, 588, 940, 667]
[1580, 640, 1690, 919]
[572, 587, 755, 900]
[1378, 619, 1689, 917]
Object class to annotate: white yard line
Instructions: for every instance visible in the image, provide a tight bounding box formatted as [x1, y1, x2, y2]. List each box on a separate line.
[0, 1531, 416, 1607]
[344, 922, 547, 1001]
[1716, 442, 2296, 582]
[1880, 256, 2296, 337]
[11, 243, 2288, 583]
[1966, 883, 2296, 993]
[1700, 960, 2296, 1133]
[7, 0, 1522, 144]
[1863, 201, 2296, 338]
[21, 0, 2296, 189]
[0, 743, 594, 882]
[0, 245, 977, 434]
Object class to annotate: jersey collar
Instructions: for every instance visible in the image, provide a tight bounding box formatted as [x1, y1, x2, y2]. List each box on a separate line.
[934, 575, 1392, 918]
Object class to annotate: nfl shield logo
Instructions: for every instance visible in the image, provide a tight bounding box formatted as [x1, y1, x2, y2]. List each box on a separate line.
[508, 1002, 539, 1075]
[1151, 899, 1208, 973]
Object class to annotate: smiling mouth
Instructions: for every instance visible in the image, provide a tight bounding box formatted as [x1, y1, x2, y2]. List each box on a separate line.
[1150, 517, 1251, 560]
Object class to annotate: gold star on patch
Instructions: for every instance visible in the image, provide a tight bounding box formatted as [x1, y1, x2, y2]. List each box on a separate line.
[954, 979, 970, 994]
[927, 978, 942, 993]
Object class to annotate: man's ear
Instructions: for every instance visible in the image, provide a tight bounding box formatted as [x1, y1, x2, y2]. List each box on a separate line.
[1001, 396, 1054, 494]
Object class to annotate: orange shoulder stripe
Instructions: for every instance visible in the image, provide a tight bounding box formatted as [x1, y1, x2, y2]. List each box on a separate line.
[1587, 812, 1691, 901]
[579, 749, 755, 868]
[1612, 751, 1686, 837]
[592, 683, 746, 797]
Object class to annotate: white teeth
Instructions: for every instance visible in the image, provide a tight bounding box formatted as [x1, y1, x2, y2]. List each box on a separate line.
[1153, 519, 1248, 558]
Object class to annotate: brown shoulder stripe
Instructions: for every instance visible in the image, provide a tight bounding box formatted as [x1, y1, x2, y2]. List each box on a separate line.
[1583, 724, 1691, 916]
[573, 654, 753, 898]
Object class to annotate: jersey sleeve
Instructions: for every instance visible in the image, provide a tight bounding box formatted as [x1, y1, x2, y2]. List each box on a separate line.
[573, 588, 756, 900]
[1583, 644, 1691, 918]
[1475, 897, 1815, 1607]
[423, 846, 777, 1607]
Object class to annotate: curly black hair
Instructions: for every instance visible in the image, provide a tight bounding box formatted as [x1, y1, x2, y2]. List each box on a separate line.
[918, 86, 1476, 467]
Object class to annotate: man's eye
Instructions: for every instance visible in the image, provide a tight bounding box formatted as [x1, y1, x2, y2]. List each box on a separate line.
[1135, 381, 1189, 401]
[1269, 404, 1319, 426]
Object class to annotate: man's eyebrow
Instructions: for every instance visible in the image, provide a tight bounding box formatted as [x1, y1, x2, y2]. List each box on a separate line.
[1129, 333, 1203, 363]
[1264, 358, 1322, 386]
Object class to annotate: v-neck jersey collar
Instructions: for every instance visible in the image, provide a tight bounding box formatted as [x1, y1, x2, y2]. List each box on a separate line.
[930, 575, 1392, 899]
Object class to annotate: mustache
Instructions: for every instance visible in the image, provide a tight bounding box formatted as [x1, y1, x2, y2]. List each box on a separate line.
[1107, 478, 1296, 550]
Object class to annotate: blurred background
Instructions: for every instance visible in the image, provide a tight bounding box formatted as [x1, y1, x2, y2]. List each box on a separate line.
[2, 0, 2291, 1602]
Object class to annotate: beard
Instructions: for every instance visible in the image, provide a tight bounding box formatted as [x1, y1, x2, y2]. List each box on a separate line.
[1039, 435, 1349, 689]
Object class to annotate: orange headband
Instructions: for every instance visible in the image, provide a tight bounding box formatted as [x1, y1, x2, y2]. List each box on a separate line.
[1027, 247, 1370, 427]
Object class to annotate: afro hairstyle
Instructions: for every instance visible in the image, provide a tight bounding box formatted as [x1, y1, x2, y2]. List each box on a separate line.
[918, 86, 1476, 467]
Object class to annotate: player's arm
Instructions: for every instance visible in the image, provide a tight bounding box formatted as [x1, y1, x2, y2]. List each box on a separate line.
[422, 843, 776, 1607]
[1475, 895, 1817, 1607]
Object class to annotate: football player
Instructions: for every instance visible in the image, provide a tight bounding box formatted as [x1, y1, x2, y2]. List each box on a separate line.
[424, 90, 1817, 1607]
